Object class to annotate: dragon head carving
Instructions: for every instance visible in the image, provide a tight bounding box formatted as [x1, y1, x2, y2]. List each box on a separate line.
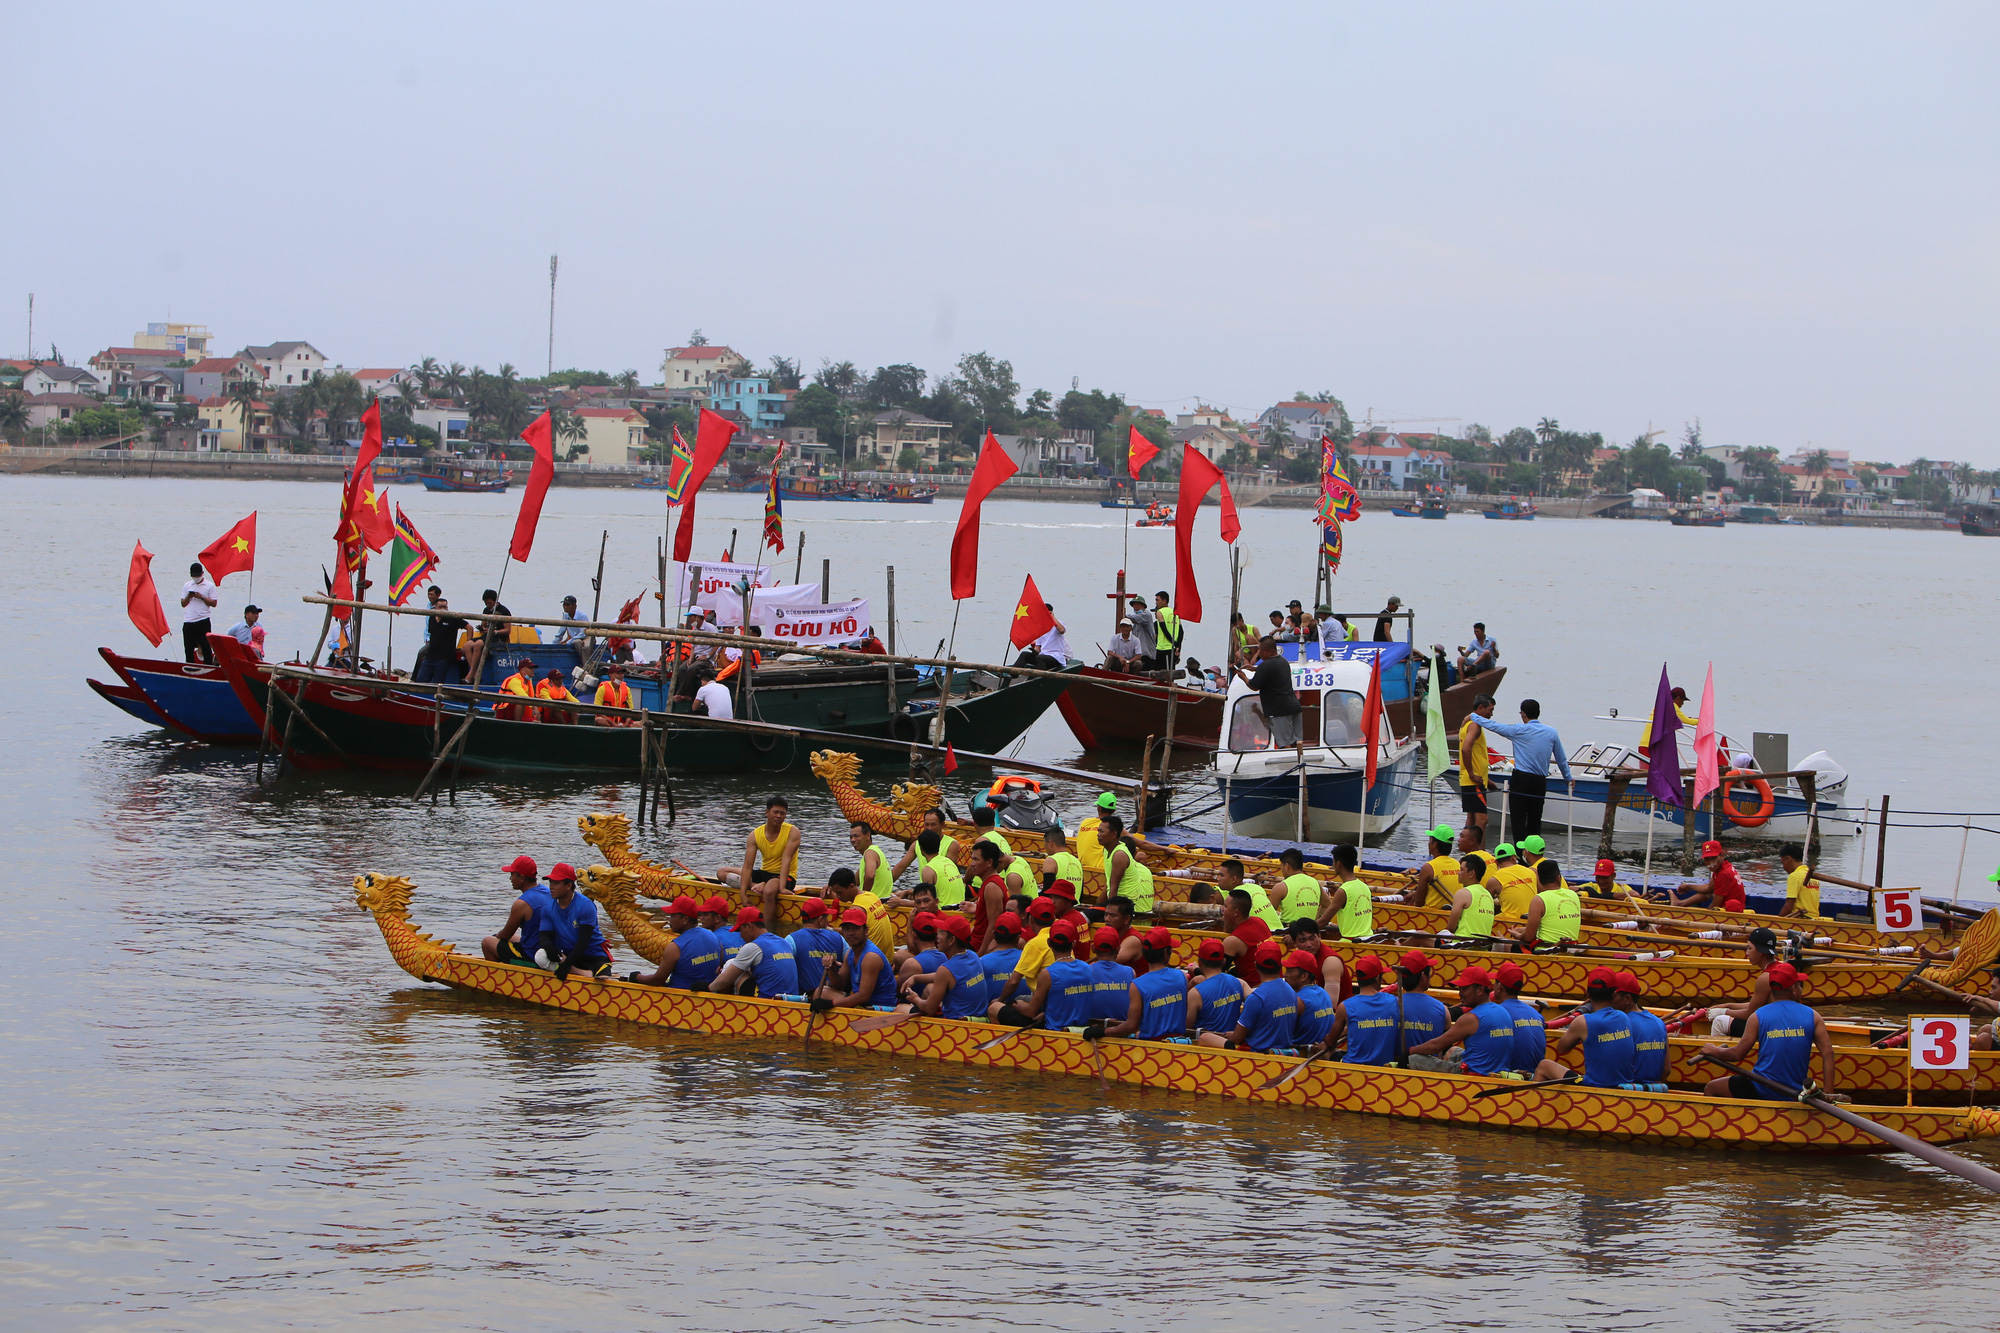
[580, 863, 642, 908]
[578, 811, 632, 853]
[353, 871, 416, 918]
[809, 750, 862, 787]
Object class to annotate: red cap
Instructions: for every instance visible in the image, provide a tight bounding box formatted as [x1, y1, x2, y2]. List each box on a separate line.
[1283, 949, 1321, 974]
[1494, 962, 1527, 990]
[503, 855, 538, 877]
[839, 907, 868, 927]
[1197, 938, 1228, 962]
[1397, 950, 1433, 972]
[736, 906, 763, 928]
[702, 894, 730, 916]
[1254, 939, 1286, 966]
[548, 863, 576, 883]
[1766, 961, 1800, 989]
[1049, 879, 1078, 901]
[1093, 926, 1121, 950]
[1455, 964, 1496, 988]
[1027, 897, 1057, 922]
[1143, 926, 1175, 951]
[1586, 965, 1619, 989]
[1047, 920, 1079, 944]
[1613, 970, 1643, 995]
[1353, 954, 1388, 978]
[668, 895, 700, 916]
[797, 897, 830, 918]
[938, 914, 975, 942]
[913, 911, 938, 932]
[1700, 839, 1725, 858]
[1594, 859, 1617, 877]
[995, 911, 1025, 934]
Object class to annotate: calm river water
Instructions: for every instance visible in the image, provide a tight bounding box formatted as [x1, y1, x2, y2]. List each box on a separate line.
[6, 474, 1998, 1330]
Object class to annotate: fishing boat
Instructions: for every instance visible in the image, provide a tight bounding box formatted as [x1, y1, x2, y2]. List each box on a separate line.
[1961, 502, 2000, 537]
[355, 871, 2000, 1151]
[417, 463, 509, 493]
[1669, 504, 1727, 528]
[1482, 498, 1537, 520]
[1389, 493, 1451, 519]
[94, 646, 262, 744]
[848, 482, 938, 504]
[1212, 653, 1420, 841]
[86, 676, 177, 730]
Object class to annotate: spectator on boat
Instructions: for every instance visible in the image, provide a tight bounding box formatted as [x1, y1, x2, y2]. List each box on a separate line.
[1638, 687, 1696, 752]
[180, 561, 219, 664]
[463, 588, 512, 683]
[1151, 591, 1184, 673]
[536, 669, 578, 724]
[1239, 636, 1303, 748]
[593, 662, 637, 726]
[1299, 606, 1322, 643]
[1458, 694, 1497, 834]
[854, 626, 887, 655]
[227, 605, 267, 662]
[1668, 839, 1745, 911]
[1029, 606, 1070, 666]
[1778, 842, 1822, 919]
[1185, 658, 1227, 692]
[1372, 595, 1402, 642]
[1464, 698, 1572, 844]
[553, 595, 586, 646]
[1319, 606, 1358, 645]
[415, 589, 467, 684]
[1125, 597, 1156, 658]
[496, 658, 538, 721]
[1105, 619, 1148, 673]
[1699, 962, 1839, 1100]
[1456, 623, 1499, 678]
[1229, 611, 1258, 667]
[1266, 609, 1286, 642]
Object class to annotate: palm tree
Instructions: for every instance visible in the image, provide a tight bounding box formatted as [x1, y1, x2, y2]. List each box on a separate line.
[1535, 417, 1559, 447]
[552, 405, 587, 460]
[408, 357, 441, 401]
[282, 378, 322, 452]
[0, 392, 28, 445]
[226, 376, 264, 451]
[614, 368, 639, 391]
[442, 362, 469, 405]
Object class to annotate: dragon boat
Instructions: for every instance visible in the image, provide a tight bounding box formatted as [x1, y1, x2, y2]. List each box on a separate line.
[353, 871, 2000, 1152]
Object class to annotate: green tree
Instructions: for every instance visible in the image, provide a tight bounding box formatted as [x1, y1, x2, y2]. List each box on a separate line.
[318, 371, 365, 449]
[1257, 414, 1294, 462]
[1594, 447, 1628, 492]
[1534, 417, 1560, 450]
[945, 351, 1019, 445]
[408, 356, 441, 400]
[813, 359, 860, 396]
[443, 362, 469, 404]
[226, 376, 264, 451]
[760, 356, 801, 390]
[1059, 388, 1125, 459]
[786, 383, 843, 446]
[553, 406, 588, 462]
[1024, 388, 1053, 417]
[1494, 426, 1536, 464]
[686, 329, 709, 346]
[0, 392, 27, 444]
[1679, 417, 1704, 461]
[865, 364, 926, 409]
[279, 378, 322, 451]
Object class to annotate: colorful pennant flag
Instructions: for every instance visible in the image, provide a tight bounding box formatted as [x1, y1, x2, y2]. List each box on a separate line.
[672, 408, 741, 564]
[1317, 438, 1361, 524]
[1321, 520, 1343, 573]
[386, 506, 439, 606]
[663, 423, 695, 505]
[761, 453, 786, 554]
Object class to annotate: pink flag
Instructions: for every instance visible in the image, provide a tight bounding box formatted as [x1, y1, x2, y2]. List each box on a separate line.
[1691, 663, 1720, 808]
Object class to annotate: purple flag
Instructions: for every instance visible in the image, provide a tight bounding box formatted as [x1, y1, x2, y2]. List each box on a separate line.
[1644, 665, 1684, 807]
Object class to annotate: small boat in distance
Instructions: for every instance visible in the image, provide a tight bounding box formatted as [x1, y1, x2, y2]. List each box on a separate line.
[418, 463, 509, 493]
[1391, 493, 1451, 519]
[1482, 497, 1537, 520]
[1670, 504, 1727, 528]
[1961, 502, 2000, 536]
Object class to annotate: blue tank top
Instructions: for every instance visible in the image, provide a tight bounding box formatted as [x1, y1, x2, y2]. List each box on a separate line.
[1043, 958, 1097, 1029]
[1133, 968, 1188, 1039]
[1461, 1002, 1518, 1075]
[1342, 990, 1402, 1065]
[1293, 984, 1335, 1048]
[1580, 1007, 1637, 1086]
[1400, 992, 1451, 1053]
[1194, 972, 1245, 1035]
[1627, 1007, 1669, 1082]
[914, 947, 946, 975]
[941, 949, 988, 1020]
[1089, 959, 1137, 1021]
[1500, 997, 1546, 1071]
[713, 927, 744, 968]
[980, 946, 1022, 999]
[1240, 977, 1301, 1052]
[787, 926, 845, 994]
[667, 925, 721, 990]
[845, 941, 898, 1006]
[1752, 999, 1816, 1092]
[743, 932, 799, 998]
[540, 892, 606, 958]
[518, 886, 555, 952]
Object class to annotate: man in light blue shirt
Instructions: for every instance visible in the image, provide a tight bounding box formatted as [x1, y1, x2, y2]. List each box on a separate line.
[554, 595, 587, 646]
[1466, 698, 1571, 846]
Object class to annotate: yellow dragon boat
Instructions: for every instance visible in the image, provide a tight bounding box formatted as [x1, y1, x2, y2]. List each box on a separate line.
[353, 871, 2000, 1153]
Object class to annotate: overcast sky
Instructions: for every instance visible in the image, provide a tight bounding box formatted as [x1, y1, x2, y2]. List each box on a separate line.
[6, 3, 1995, 462]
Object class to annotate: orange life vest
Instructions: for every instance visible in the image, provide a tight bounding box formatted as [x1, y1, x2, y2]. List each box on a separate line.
[498, 671, 536, 721]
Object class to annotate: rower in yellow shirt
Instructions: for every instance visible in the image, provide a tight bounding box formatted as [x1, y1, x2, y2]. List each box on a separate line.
[1457, 695, 1495, 836]
[1489, 843, 1539, 918]
[1779, 841, 1822, 918]
[1402, 825, 1462, 909]
[1076, 793, 1116, 890]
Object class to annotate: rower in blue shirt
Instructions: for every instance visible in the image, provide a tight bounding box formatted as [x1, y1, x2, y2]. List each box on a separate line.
[1222, 942, 1301, 1053]
[1700, 962, 1837, 1099]
[708, 907, 800, 999]
[978, 913, 1026, 999]
[700, 894, 745, 977]
[1085, 927, 1137, 1022]
[786, 897, 848, 996]
[1190, 939, 1251, 1044]
[528, 864, 613, 979]
[483, 853, 552, 967]
[1286, 950, 1337, 1051]
[912, 915, 990, 1021]
[990, 921, 1096, 1030]
[1332, 955, 1404, 1065]
[1614, 970, 1670, 1084]
[814, 907, 899, 1012]
[1464, 697, 1572, 844]
[1407, 965, 1517, 1074]
[1491, 962, 1548, 1073]
[627, 893, 722, 990]
[1392, 951, 1452, 1056]
[1100, 927, 1189, 1041]
[1534, 968, 1634, 1086]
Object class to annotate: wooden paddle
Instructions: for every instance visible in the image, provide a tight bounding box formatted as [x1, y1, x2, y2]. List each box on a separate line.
[1694, 1053, 2000, 1195]
[1899, 971, 1995, 1009]
[1257, 1044, 1331, 1091]
[1087, 1035, 1110, 1094]
[972, 1024, 1034, 1053]
[1473, 1072, 1580, 1100]
[850, 1010, 920, 1034]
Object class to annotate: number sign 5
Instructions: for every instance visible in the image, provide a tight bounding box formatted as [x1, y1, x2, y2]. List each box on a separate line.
[1874, 888, 1921, 933]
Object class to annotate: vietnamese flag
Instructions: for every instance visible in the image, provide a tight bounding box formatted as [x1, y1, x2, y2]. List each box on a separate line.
[508, 410, 556, 562]
[1127, 424, 1159, 479]
[949, 431, 1019, 600]
[198, 512, 257, 582]
[1171, 444, 1237, 623]
[671, 408, 742, 564]
[1009, 574, 1056, 648]
[1361, 653, 1385, 789]
[126, 540, 170, 647]
[336, 402, 392, 552]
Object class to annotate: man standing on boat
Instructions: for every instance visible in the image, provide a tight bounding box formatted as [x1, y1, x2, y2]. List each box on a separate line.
[1151, 591, 1183, 675]
[1458, 695, 1496, 835]
[414, 586, 465, 683]
[180, 561, 219, 664]
[1372, 595, 1402, 642]
[1240, 637, 1303, 748]
[1125, 597, 1156, 663]
[1463, 698, 1571, 845]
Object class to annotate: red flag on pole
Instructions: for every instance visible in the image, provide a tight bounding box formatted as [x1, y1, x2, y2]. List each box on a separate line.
[1008, 574, 1057, 648]
[328, 553, 354, 621]
[943, 744, 958, 775]
[671, 408, 741, 564]
[948, 431, 1019, 600]
[508, 410, 556, 562]
[1361, 654, 1384, 789]
[1127, 424, 1159, 479]
[125, 540, 170, 647]
[1171, 444, 1231, 623]
[336, 403, 392, 552]
[198, 512, 257, 582]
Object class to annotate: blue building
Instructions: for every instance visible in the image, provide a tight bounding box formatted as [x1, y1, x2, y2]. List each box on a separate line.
[706, 376, 789, 433]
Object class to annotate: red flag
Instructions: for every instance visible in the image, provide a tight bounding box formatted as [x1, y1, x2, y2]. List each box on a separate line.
[125, 540, 170, 647]
[336, 403, 392, 552]
[943, 744, 958, 775]
[1171, 444, 1228, 623]
[671, 408, 742, 564]
[1009, 574, 1057, 648]
[328, 554, 354, 622]
[198, 512, 257, 582]
[1217, 474, 1241, 544]
[1127, 424, 1159, 479]
[508, 410, 556, 562]
[1361, 654, 1384, 789]
[949, 431, 1019, 600]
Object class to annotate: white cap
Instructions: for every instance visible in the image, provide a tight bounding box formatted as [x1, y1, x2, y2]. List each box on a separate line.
[1732, 752, 1755, 769]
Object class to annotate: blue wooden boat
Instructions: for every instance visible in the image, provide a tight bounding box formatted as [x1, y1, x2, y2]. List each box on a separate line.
[96, 647, 261, 744]
[419, 464, 508, 493]
[87, 677, 177, 730]
[1482, 498, 1536, 520]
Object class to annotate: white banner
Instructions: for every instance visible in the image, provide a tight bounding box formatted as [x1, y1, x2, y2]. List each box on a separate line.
[674, 561, 775, 612]
[712, 583, 824, 627]
[763, 597, 874, 646]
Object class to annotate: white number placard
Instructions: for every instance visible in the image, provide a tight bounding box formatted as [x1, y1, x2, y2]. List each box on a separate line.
[1874, 888, 1922, 933]
[1911, 1016, 1971, 1071]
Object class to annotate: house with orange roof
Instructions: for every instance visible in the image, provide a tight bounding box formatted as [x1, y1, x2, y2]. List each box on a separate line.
[660, 344, 749, 390]
[572, 407, 649, 466]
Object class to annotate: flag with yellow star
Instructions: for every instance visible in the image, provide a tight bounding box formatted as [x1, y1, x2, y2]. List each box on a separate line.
[197, 512, 257, 582]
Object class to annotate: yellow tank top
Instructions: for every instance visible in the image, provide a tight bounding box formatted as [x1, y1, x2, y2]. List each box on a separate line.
[852, 891, 896, 953]
[1422, 856, 1461, 909]
[1077, 819, 1105, 874]
[1049, 850, 1084, 890]
[753, 822, 797, 876]
[1279, 872, 1322, 925]
[1536, 887, 1583, 943]
[1457, 884, 1496, 938]
[1332, 878, 1373, 939]
[925, 851, 966, 907]
[1494, 864, 1539, 918]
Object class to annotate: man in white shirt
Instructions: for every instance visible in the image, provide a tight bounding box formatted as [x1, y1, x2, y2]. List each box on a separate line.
[694, 668, 735, 720]
[180, 562, 218, 664]
[1031, 606, 1070, 665]
[1105, 619, 1146, 673]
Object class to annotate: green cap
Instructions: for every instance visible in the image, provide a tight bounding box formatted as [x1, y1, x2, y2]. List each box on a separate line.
[1096, 792, 1117, 810]
[1520, 835, 1546, 854]
[1494, 843, 1516, 859]
[1427, 824, 1456, 844]
[1989, 863, 2000, 884]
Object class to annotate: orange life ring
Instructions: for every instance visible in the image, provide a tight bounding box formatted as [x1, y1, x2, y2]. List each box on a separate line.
[1722, 770, 1774, 828]
[988, 776, 1042, 797]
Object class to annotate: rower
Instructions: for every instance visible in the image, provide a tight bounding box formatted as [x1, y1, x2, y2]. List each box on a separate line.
[1402, 825, 1462, 909]
[1490, 962, 1547, 1074]
[813, 906, 899, 1011]
[964, 840, 1014, 952]
[823, 867, 897, 956]
[1778, 842, 1822, 919]
[1583, 857, 1632, 901]
[1188, 939, 1250, 1045]
[788, 897, 846, 996]
[1514, 860, 1582, 952]
[912, 830, 967, 909]
[1101, 895, 1145, 968]
[1077, 792, 1117, 883]
[1040, 825, 1083, 894]
[496, 657, 539, 721]
[1329, 955, 1399, 1065]
[890, 807, 956, 881]
[708, 907, 800, 998]
[968, 804, 1011, 858]
[1956, 972, 2000, 1051]
[1516, 834, 1560, 888]
[720, 796, 801, 928]
[1285, 918, 1346, 999]
[1443, 853, 1498, 941]
[850, 821, 897, 913]
[1086, 927, 1138, 1021]
[1700, 962, 1838, 1099]
[1533, 967, 1634, 1085]
[897, 910, 946, 990]
[482, 854, 552, 965]
[1406, 965, 1518, 1075]
[593, 662, 637, 727]
[1667, 839, 1745, 912]
[1269, 848, 1323, 928]
[911, 915, 990, 1020]
[1285, 949, 1337, 1053]
[978, 911, 1027, 999]
[1392, 951, 1452, 1055]
[1707, 927, 1781, 1036]
[1046, 879, 1093, 941]
[626, 894, 722, 990]
[1098, 817, 1157, 915]
[1220, 887, 1275, 984]
[533, 864, 613, 980]
[1614, 971, 1669, 1085]
[989, 897, 1061, 1018]
[1490, 843, 1537, 918]
[703, 893, 745, 972]
[1218, 941, 1301, 1053]
[992, 921, 1094, 1029]
[1317, 843, 1374, 941]
[1100, 928, 1188, 1041]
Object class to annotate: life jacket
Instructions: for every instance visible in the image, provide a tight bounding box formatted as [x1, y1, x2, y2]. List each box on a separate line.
[596, 679, 632, 710]
[498, 670, 536, 721]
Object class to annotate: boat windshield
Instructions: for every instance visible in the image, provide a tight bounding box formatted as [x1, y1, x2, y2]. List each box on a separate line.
[1227, 689, 1365, 751]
